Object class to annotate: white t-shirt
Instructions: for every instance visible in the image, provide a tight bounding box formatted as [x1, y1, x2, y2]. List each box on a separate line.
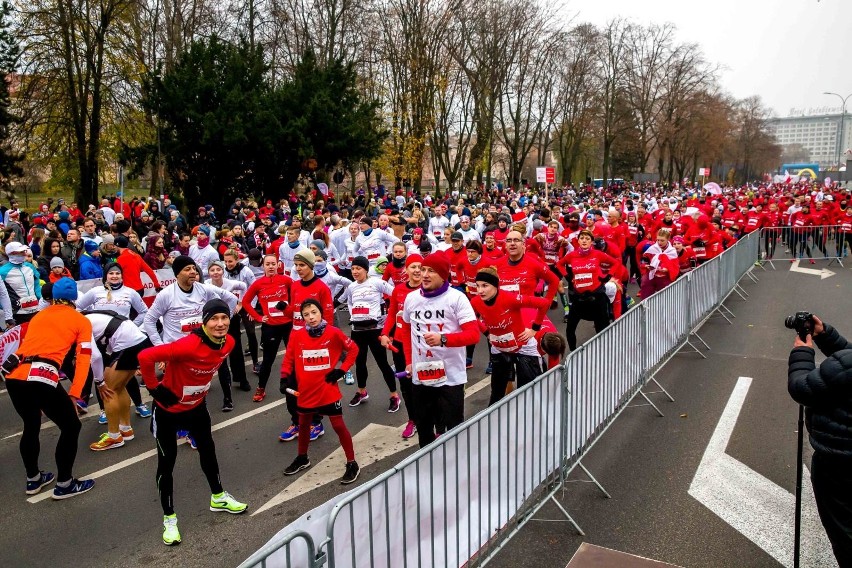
[428, 216, 449, 238]
[402, 287, 476, 387]
[143, 282, 237, 345]
[278, 241, 308, 273]
[209, 278, 247, 302]
[76, 285, 148, 326]
[86, 313, 148, 354]
[188, 244, 220, 278]
[339, 278, 394, 328]
[355, 230, 398, 266]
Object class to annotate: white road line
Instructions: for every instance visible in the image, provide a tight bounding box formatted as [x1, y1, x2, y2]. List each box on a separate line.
[27, 399, 287, 504]
[252, 376, 492, 515]
[252, 424, 414, 516]
[688, 376, 836, 568]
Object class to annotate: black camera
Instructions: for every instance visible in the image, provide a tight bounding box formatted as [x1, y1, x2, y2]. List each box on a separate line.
[785, 311, 815, 341]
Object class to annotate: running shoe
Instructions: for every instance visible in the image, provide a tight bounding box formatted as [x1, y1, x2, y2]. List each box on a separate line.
[388, 395, 401, 413]
[238, 381, 252, 392]
[344, 370, 355, 385]
[485, 362, 492, 375]
[75, 399, 88, 415]
[465, 358, 473, 369]
[25, 471, 55, 495]
[90, 433, 124, 451]
[210, 491, 247, 514]
[284, 454, 311, 475]
[243, 349, 251, 356]
[222, 400, 234, 412]
[309, 422, 325, 441]
[626, 296, 636, 308]
[135, 404, 152, 418]
[348, 391, 369, 407]
[341, 461, 360, 485]
[810, 259, 816, 265]
[253, 387, 266, 402]
[120, 427, 134, 441]
[98, 411, 107, 424]
[252, 363, 261, 375]
[162, 514, 181, 546]
[278, 425, 298, 442]
[176, 429, 189, 439]
[186, 433, 197, 450]
[52, 478, 95, 500]
[402, 420, 417, 440]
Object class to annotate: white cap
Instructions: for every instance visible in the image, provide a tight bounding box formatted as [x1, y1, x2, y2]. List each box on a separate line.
[5, 242, 29, 255]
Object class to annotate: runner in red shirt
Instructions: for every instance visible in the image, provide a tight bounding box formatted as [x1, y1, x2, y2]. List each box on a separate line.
[138, 299, 247, 545]
[837, 206, 852, 257]
[672, 236, 697, 273]
[280, 299, 360, 484]
[481, 231, 505, 265]
[535, 220, 571, 320]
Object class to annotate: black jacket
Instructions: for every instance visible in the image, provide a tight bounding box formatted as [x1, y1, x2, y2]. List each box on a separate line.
[788, 324, 852, 458]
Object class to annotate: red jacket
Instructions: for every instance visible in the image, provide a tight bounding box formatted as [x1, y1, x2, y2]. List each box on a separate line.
[280, 325, 357, 409]
[117, 248, 160, 291]
[445, 246, 468, 287]
[496, 253, 560, 299]
[470, 292, 550, 353]
[557, 248, 617, 294]
[382, 282, 420, 339]
[242, 274, 294, 325]
[139, 331, 235, 413]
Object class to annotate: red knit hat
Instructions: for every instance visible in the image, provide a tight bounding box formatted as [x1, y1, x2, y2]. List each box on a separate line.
[405, 254, 424, 268]
[421, 252, 450, 282]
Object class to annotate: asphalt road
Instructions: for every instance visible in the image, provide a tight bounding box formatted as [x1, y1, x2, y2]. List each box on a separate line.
[0, 301, 605, 568]
[489, 256, 851, 568]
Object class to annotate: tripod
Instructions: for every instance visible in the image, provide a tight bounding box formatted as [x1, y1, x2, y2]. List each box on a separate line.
[794, 404, 804, 568]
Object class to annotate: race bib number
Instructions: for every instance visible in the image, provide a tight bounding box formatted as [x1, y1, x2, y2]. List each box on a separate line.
[367, 252, 380, 260]
[303, 348, 331, 372]
[490, 331, 519, 353]
[396, 312, 404, 329]
[181, 382, 211, 405]
[415, 360, 447, 386]
[292, 311, 304, 323]
[545, 254, 558, 263]
[573, 272, 594, 290]
[179, 316, 202, 333]
[267, 301, 285, 317]
[27, 361, 60, 386]
[693, 246, 706, 257]
[351, 303, 371, 316]
[500, 283, 520, 293]
[19, 296, 38, 309]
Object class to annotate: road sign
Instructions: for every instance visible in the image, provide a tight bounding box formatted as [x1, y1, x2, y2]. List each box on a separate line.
[699, 167, 710, 177]
[546, 167, 555, 184]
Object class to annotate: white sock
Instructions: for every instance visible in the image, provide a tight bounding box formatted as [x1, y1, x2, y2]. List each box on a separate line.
[108, 431, 121, 439]
[119, 425, 132, 433]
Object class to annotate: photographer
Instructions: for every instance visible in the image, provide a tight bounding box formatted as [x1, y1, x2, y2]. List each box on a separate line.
[788, 314, 852, 565]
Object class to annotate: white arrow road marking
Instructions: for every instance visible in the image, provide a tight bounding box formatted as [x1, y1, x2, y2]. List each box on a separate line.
[689, 377, 837, 568]
[27, 398, 287, 503]
[252, 423, 415, 516]
[252, 376, 492, 516]
[789, 259, 835, 279]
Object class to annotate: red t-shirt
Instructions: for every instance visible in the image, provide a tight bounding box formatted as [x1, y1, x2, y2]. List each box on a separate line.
[242, 274, 294, 325]
[280, 326, 357, 409]
[289, 276, 334, 331]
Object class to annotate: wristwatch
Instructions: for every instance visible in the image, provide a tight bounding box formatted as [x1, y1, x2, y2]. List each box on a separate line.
[440, 334, 447, 346]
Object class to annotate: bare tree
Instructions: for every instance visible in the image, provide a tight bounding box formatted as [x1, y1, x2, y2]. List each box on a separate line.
[594, 18, 632, 187]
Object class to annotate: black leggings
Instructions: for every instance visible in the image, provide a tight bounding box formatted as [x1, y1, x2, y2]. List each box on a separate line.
[151, 403, 223, 516]
[216, 315, 247, 400]
[763, 230, 779, 259]
[258, 322, 291, 389]
[351, 328, 396, 392]
[565, 291, 611, 351]
[240, 311, 259, 365]
[392, 340, 414, 417]
[488, 352, 543, 405]
[6, 379, 81, 482]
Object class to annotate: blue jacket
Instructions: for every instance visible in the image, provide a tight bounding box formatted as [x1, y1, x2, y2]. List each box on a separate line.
[78, 253, 103, 280]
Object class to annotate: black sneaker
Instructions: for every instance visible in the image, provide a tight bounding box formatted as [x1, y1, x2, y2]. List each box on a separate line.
[341, 461, 360, 484]
[222, 400, 234, 412]
[243, 349, 251, 356]
[284, 454, 311, 476]
[349, 391, 369, 407]
[238, 382, 252, 392]
[388, 395, 400, 413]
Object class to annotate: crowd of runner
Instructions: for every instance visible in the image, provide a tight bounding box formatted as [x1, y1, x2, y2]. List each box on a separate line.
[0, 177, 849, 545]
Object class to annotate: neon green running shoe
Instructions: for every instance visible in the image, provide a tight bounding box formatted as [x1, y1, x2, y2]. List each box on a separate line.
[162, 514, 181, 546]
[210, 491, 247, 514]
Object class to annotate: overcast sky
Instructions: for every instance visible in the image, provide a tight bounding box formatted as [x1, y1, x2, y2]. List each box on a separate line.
[567, 0, 852, 118]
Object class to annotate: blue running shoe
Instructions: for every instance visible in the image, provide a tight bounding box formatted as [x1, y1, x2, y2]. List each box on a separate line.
[135, 404, 152, 418]
[310, 422, 325, 441]
[279, 425, 298, 442]
[186, 434, 197, 450]
[176, 429, 189, 439]
[26, 471, 55, 495]
[52, 478, 95, 500]
[98, 411, 107, 425]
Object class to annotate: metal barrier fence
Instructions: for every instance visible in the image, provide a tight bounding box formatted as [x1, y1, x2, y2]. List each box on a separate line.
[240, 230, 761, 568]
[758, 225, 850, 267]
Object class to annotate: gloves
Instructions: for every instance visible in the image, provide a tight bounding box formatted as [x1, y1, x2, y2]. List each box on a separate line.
[325, 369, 345, 384]
[5, 319, 14, 328]
[275, 301, 288, 311]
[149, 384, 180, 407]
[693, 239, 705, 248]
[280, 374, 296, 394]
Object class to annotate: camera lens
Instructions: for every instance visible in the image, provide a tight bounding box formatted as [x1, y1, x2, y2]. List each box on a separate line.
[784, 315, 796, 329]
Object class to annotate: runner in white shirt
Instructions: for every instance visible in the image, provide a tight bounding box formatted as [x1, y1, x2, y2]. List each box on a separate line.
[400, 252, 479, 447]
[338, 256, 398, 410]
[207, 260, 248, 411]
[428, 208, 450, 239]
[278, 226, 309, 273]
[188, 235, 220, 279]
[143, 256, 238, 347]
[457, 216, 480, 243]
[355, 217, 399, 267]
[76, 263, 149, 326]
[337, 223, 360, 280]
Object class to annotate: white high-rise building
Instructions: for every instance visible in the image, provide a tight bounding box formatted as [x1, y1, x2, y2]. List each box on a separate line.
[767, 109, 852, 168]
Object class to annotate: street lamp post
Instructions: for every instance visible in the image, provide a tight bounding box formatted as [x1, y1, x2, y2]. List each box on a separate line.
[823, 92, 852, 171]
